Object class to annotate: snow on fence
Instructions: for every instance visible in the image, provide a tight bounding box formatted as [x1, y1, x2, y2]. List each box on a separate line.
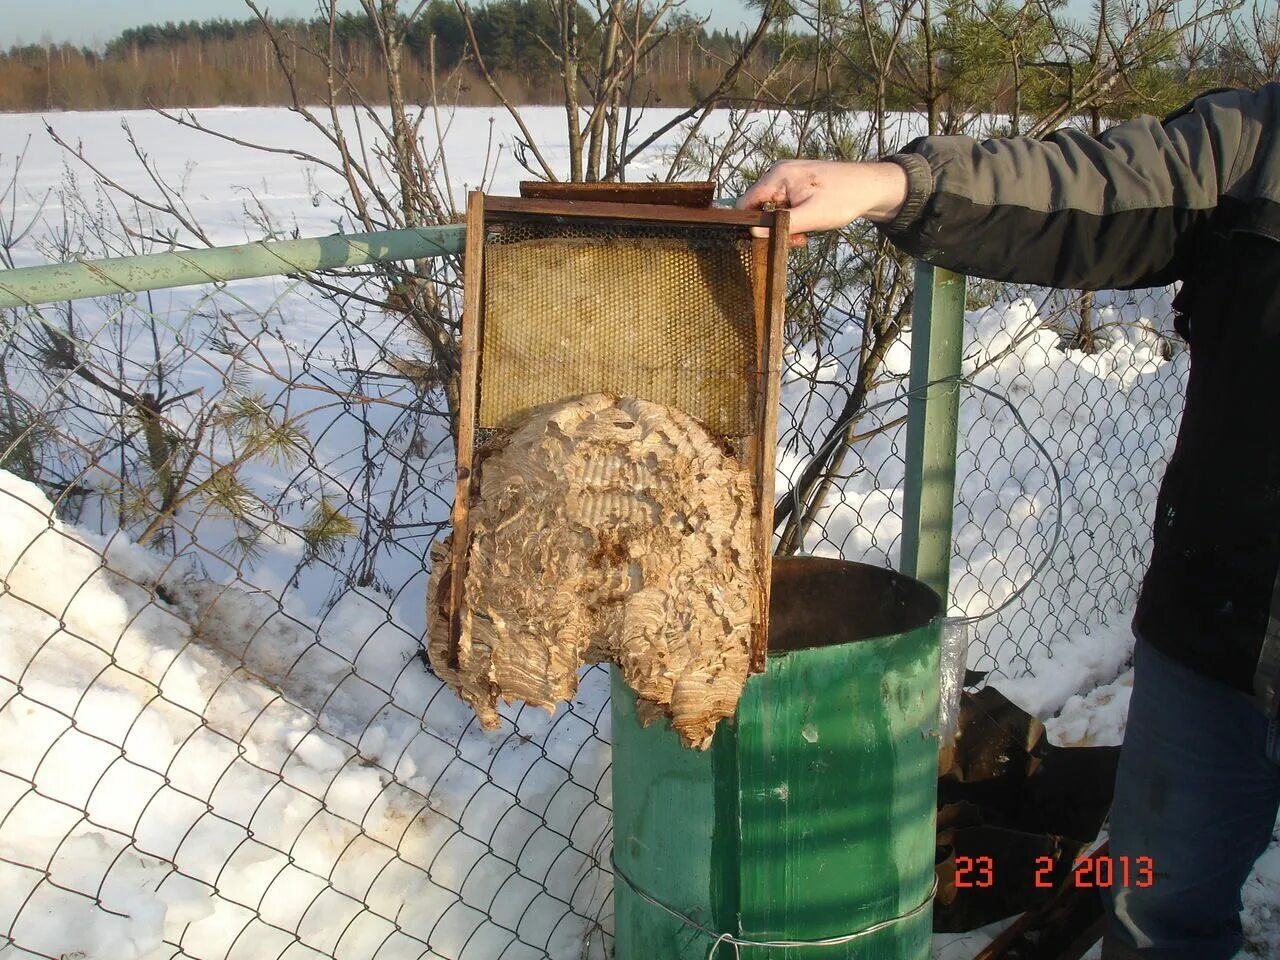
[0, 242, 1183, 959]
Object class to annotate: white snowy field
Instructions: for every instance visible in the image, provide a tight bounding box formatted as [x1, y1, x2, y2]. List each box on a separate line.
[0, 105, 1276, 958]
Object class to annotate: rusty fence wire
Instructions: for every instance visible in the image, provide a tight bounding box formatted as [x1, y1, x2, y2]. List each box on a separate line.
[0, 249, 1185, 959]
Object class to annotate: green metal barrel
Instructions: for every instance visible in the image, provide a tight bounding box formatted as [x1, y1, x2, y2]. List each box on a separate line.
[611, 556, 943, 959]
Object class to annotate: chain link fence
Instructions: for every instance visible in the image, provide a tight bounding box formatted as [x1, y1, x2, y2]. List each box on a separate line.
[0, 244, 1185, 959]
[1, 268, 618, 960]
[952, 285, 1186, 681]
[775, 278, 1185, 684]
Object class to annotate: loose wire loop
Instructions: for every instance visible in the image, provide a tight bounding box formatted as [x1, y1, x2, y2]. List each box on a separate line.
[786, 372, 1065, 628]
[610, 852, 938, 959]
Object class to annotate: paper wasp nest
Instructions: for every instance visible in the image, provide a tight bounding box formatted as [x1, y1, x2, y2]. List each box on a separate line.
[427, 393, 760, 749]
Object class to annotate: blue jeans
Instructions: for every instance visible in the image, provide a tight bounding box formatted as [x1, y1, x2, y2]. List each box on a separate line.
[1102, 636, 1280, 959]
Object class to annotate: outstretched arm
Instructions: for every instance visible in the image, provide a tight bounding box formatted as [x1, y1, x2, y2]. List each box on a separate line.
[739, 86, 1278, 291]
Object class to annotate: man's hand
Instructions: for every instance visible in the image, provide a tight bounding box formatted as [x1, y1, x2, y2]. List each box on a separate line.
[736, 159, 910, 245]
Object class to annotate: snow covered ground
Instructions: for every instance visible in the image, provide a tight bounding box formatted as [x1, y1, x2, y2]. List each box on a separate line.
[0, 468, 614, 960]
[0, 106, 1276, 958]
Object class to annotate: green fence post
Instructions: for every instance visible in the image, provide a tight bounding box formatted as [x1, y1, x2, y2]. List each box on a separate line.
[901, 261, 966, 603]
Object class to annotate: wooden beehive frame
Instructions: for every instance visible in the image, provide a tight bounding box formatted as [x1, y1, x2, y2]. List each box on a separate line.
[447, 185, 789, 674]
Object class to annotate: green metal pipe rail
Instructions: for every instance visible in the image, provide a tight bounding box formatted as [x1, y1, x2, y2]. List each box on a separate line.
[0, 226, 466, 310]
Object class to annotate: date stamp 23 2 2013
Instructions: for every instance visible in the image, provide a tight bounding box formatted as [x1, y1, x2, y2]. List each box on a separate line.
[953, 854, 1155, 890]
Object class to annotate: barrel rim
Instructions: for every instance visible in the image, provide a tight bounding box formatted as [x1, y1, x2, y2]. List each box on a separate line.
[767, 556, 943, 655]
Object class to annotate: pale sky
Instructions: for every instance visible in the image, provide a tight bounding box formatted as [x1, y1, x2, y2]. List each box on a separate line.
[2, 0, 758, 48]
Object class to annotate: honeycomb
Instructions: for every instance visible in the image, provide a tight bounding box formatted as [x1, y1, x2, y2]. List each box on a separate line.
[478, 220, 758, 438]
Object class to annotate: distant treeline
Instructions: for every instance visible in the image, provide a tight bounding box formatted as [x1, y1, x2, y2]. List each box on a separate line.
[0, 2, 1265, 116]
[0, 4, 773, 111]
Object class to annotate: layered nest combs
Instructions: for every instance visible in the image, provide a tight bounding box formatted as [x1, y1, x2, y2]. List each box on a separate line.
[427, 182, 789, 748]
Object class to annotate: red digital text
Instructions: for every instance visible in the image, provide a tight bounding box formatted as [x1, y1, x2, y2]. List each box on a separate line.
[953, 854, 1155, 889]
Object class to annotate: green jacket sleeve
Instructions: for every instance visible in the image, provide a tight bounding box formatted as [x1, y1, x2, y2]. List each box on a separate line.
[878, 85, 1280, 291]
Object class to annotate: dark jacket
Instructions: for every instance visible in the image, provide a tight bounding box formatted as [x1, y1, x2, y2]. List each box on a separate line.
[879, 85, 1280, 710]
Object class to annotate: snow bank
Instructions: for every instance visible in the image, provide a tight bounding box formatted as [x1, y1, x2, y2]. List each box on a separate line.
[0, 470, 612, 960]
[993, 615, 1134, 730]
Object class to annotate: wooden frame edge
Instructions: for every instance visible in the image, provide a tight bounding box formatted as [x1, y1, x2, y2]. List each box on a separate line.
[485, 194, 771, 228]
[517, 180, 716, 208]
[752, 209, 789, 673]
[448, 190, 486, 670]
